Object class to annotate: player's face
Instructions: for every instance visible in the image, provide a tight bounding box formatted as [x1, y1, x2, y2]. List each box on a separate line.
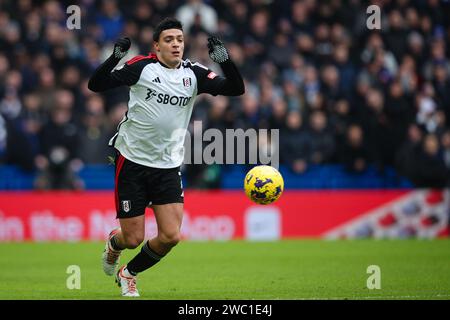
[155, 29, 184, 68]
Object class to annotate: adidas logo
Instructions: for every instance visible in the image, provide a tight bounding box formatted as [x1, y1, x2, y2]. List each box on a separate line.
[152, 77, 161, 83]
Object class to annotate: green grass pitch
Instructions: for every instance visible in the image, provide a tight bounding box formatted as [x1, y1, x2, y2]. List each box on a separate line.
[0, 240, 449, 300]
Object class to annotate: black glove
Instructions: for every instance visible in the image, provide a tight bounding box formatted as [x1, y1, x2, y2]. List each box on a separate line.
[113, 37, 131, 59]
[207, 36, 229, 63]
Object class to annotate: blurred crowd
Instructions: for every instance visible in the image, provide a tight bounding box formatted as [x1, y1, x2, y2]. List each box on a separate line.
[1, 0, 450, 189]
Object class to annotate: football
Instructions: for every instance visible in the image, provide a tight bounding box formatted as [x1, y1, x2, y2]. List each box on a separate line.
[244, 165, 284, 205]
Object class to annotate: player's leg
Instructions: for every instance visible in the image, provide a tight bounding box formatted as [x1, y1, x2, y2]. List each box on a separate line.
[113, 216, 146, 297]
[116, 166, 183, 296]
[111, 159, 149, 297]
[123, 203, 183, 277]
[114, 215, 146, 249]
[102, 215, 145, 276]
[119, 166, 183, 271]
[103, 152, 148, 278]
[144, 167, 184, 257]
[148, 203, 183, 255]
[115, 204, 182, 297]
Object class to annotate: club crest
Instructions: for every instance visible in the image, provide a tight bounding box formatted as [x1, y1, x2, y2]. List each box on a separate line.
[183, 77, 191, 87]
[122, 200, 131, 213]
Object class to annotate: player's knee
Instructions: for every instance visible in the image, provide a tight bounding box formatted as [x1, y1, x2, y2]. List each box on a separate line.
[159, 231, 181, 247]
[123, 235, 144, 249]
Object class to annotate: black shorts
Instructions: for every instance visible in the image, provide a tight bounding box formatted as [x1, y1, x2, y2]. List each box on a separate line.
[114, 152, 184, 219]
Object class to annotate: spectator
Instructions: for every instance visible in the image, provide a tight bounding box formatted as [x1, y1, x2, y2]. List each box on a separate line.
[306, 110, 335, 164]
[221, 0, 248, 42]
[407, 32, 425, 69]
[132, 1, 157, 29]
[295, 32, 315, 63]
[332, 43, 355, 98]
[384, 9, 408, 62]
[416, 82, 440, 133]
[0, 70, 22, 120]
[59, 64, 84, 119]
[176, 0, 218, 35]
[291, 0, 313, 35]
[267, 33, 295, 71]
[424, 39, 450, 81]
[320, 64, 342, 107]
[440, 130, 450, 170]
[281, 79, 303, 113]
[407, 133, 449, 188]
[303, 64, 320, 108]
[77, 95, 111, 165]
[385, 80, 413, 150]
[329, 98, 353, 145]
[360, 33, 397, 87]
[9, 92, 45, 170]
[397, 54, 419, 95]
[243, 9, 272, 64]
[282, 54, 305, 89]
[0, 114, 7, 163]
[396, 123, 423, 180]
[35, 67, 58, 113]
[314, 23, 333, 64]
[432, 63, 450, 124]
[34, 89, 82, 190]
[359, 87, 396, 168]
[95, 0, 125, 42]
[280, 111, 310, 174]
[4, 115, 35, 172]
[269, 98, 288, 130]
[338, 124, 371, 173]
[235, 93, 260, 130]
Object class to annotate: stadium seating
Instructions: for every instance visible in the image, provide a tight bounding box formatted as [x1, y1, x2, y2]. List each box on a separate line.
[0, 164, 413, 190]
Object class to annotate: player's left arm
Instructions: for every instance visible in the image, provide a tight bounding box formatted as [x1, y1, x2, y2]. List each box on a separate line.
[196, 36, 245, 96]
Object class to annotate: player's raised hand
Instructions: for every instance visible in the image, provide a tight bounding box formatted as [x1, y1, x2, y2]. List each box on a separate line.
[113, 37, 131, 59]
[207, 36, 229, 63]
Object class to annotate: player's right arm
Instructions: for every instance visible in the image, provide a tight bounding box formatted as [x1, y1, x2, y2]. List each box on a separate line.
[88, 37, 141, 92]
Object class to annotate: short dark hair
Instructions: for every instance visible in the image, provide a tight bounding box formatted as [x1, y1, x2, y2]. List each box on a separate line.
[153, 17, 183, 42]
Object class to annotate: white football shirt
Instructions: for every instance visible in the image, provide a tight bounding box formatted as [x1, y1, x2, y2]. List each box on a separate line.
[108, 54, 224, 169]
